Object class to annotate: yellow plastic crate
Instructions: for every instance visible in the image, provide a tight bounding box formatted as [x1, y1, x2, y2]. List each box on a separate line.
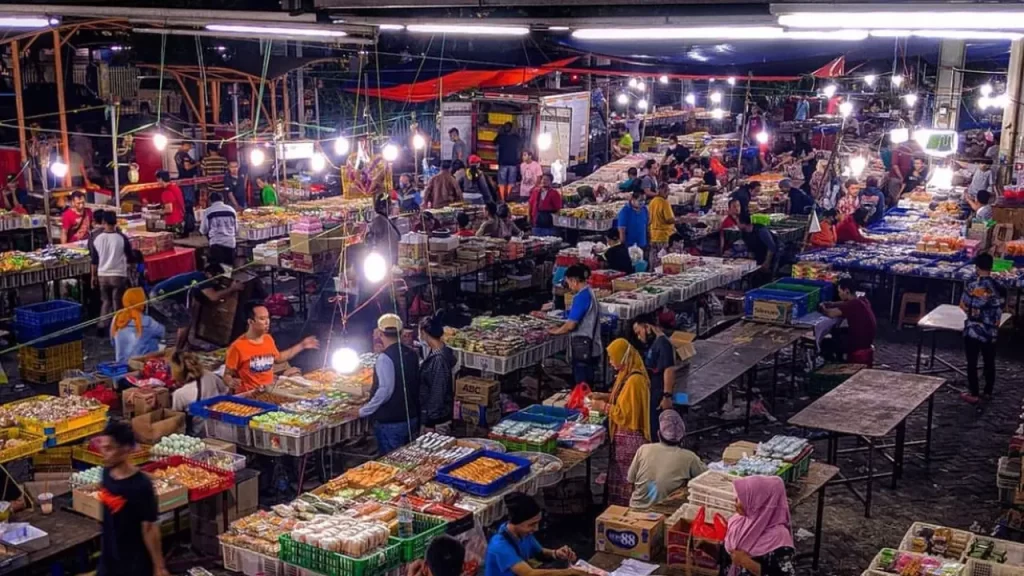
[32, 446, 72, 467]
[73, 443, 150, 466]
[0, 429, 46, 464]
[478, 129, 498, 142]
[52, 419, 108, 447]
[18, 340, 84, 371]
[488, 112, 515, 126]
[9, 395, 109, 436]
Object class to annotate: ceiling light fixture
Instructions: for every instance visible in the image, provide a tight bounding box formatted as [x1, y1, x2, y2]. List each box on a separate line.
[406, 24, 530, 36]
[710, 92, 722, 104]
[891, 74, 904, 88]
[685, 93, 696, 105]
[778, 11, 1024, 30]
[869, 29, 1023, 40]
[659, 75, 669, 84]
[864, 74, 877, 86]
[378, 24, 405, 31]
[206, 24, 348, 37]
[0, 17, 54, 28]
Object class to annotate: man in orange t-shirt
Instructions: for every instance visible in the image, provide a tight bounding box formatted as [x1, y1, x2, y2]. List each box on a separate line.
[225, 303, 318, 392]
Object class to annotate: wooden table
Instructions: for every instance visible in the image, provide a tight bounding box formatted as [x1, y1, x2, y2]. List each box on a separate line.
[915, 303, 1012, 378]
[13, 506, 101, 572]
[788, 369, 945, 517]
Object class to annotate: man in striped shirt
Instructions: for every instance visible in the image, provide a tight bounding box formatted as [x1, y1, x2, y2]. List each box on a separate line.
[201, 145, 229, 197]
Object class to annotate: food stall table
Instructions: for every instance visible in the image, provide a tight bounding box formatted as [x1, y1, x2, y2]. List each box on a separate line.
[787, 369, 944, 517]
[915, 303, 1012, 379]
[9, 506, 102, 575]
[145, 247, 197, 283]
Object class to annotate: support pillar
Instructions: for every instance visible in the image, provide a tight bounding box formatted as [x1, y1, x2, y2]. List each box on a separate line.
[11, 40, 29, 190]
[296, 42, 305, 138]
[933, 40, 965, 131]
[52, 28, 71, 188]
[1002, 39, 1024, 185]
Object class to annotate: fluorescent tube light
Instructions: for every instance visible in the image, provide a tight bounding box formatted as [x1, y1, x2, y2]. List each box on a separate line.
[206, 24, 347, 37]
[780, 12, 1024, 30]
[0, 17, 53, 28]
[406, 24, 529, 35]
[870, 29, 1022, 40]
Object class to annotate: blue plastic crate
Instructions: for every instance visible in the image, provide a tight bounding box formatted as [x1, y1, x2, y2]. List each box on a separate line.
[743, 289, 810, 320]
[188, 395, 277, 426]
[97, 362, 130, 377]
[776, 277, 836, 303]
[16, 324, 82, 347]
[520, 405, 580, 424]
[15, 301, 82, 327]
[435, 450, 532, 497]
[500, 411, 565, 430]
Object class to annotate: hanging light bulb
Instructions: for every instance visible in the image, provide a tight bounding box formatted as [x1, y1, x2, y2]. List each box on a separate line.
[331, 347, 360, 374]
[822, 84, 837, 98]
[903, 93, 918, 107]
[891, 74, 904, 87]
[848, 156, 867, 178]
[334, 135, 350, 156]
[616, 93, 629, 106]
[980, 83, 994, 97]
[659, 75, 669, 84]
[839, 101, 854, 118]
[710, 92, 722, 104]
[628, 78, 638, 89]
[685, 93, 696, 106]
[711, 108, 725, 120]
[929, 166, 954, 190]
[50, 160, 68, 178]
[636, 81, 646, 93]
[727, 77, 736, 86]
[363, 252, 388, 283]
[755, 131, 769, 144]
[537, 132, 552, 151]
[979, 96, 993, 110]
[382, 143, 399, 162]
[412, 133, 426, 151]
[889, 128, 910, 144]
[864, 74, 877, 87]
[637, 98, 649, 111]
[311, 152, 326, 173]
[250, 147, 265, 166]
[153, 132, 168, 151]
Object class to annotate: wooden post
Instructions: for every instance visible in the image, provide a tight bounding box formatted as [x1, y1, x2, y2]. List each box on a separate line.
[199, 80, 208, 141]
[11, 39, 30, 191]
[270, 80, 278, 126]
[211, 81, 221, 128]
[52, 28, 71, 188]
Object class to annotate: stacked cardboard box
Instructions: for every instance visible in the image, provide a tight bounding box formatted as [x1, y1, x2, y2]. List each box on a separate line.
[189, 470, 259, 555]
[454, 376, 500, 427]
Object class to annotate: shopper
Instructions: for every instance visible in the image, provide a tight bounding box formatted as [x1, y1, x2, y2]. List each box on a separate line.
[617, 190, 649, 251]
[639, 159, 659, 198]
[174, 141, 198, 233]
[484, 492, 585, 576]
[725, 476, 795, 576]
[858, 176, 888, 225]
[256, 176, 278, 206]
[648, 183, 676, 268]
[527, 173, 562, 237]
[457, 155, 494, 204]
[2, 175, 26, 212]
[111, 287, 165, 364]
[736, 212, 777, 282]
[612, 130, 633, 160]
[90, 210, 133, 335]
[396, 173, 421, 213]
[519, 150, 543, 201]
[631, 315, 677, 437]
[361, 314, 421, 454]
[408, 535, 466, 576]
[366, 194, 401, 265]
[156, 171, 186, 235]
[887, 138, 923, 205]
[423, 161, 462, 209]
[835, 207, 876, 244]
[819, 277, 877, 365]
[590, 338, 651, 505]
[719, 198, 744, 254]
[200, 191, 237, 269]
[602, 228, 634, 275]
[96, 420, 168, 576]
[960, 253, 1006, 404]
[449, 128, 468, 164]
[809, 210, 838, 248]
[170, 349, 228, 435]
[627, 410, 706, 509]
[836, 178, 861, 219]
[419, 313, 455, 433]
[970, 189, 994, 221]
[201, 145, 229, 197]
[781, 178, 814, 216]
[224, 160, 248, 209]
[61, 190, 93, 244]
[548, 264, 602, 385]
[793, 137, 815, 185]
[225, 303, 318, 393]
[495, 122, 522, 201]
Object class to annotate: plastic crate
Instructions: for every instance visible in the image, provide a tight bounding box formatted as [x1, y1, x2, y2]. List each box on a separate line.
[7, 396, 109, 436]
[763, 282, 822, 311]
[743, 289, 811, 321]
[491, 434, 558, 454]
[499, 411, 564, 431]
[49, 418, 108, 448]
[73, 443, 150, 467]
[96, 362, 130, 377]
[220, 540, 284, 576]
[14, 300, 82, 331]
[32, 445, 73, 467]
[142, 455, 235, 501]
[389, 512, 448, 562]
[18, 340, 85, 373]
[519, 405, 580, 424]
[808, 363, 866, 397]
[188, 396, 277, 427]
[435, 450, 532, 497]
[191, 449, 247, 472]
[279, 535, 401, 576]
[250, 427, 324, 456]
[204, 419, 253, 446]
[0, 429, 46, 464]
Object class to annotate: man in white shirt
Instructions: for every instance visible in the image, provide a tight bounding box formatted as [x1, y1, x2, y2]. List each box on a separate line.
[967, 159, 997, 201]
[89, 211, 134, 333]
[200, 192, 237, 268]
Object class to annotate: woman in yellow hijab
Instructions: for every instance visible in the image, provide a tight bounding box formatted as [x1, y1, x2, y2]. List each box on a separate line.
[591, 338, 651, 505]
[111, 287, 166, 363]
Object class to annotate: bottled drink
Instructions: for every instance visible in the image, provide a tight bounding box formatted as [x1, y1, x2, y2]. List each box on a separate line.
[398, 496, 414, 538]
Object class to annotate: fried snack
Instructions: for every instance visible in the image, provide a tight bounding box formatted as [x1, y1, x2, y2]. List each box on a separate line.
[342, 462, 398, 489]
[448, 457, 517, 485]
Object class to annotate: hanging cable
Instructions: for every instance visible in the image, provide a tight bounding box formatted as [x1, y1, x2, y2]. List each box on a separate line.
[156, 33, 166, 122]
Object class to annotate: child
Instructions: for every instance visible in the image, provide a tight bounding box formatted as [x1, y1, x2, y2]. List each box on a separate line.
[454, 212, 475, 237]
[970, 189, 993, 221]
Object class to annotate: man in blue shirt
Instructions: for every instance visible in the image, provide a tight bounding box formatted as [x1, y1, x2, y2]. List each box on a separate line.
[549, 264, 602, 385]
[737, 212, 778, 285]
[960, 253, 1006, 405]
[781, 178, 814, 216]
[858, 176, 888, 225]
[617, 190, 649, 250]
[485, 493, 584, 576]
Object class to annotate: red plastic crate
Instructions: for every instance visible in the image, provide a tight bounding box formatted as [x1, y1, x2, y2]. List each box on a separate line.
[145, 247, 197, 283]
[142, 455, 235, 501]
[589, 269, 625, 290]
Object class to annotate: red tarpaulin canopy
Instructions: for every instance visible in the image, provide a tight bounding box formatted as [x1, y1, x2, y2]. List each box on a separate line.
[812, 56, 846, 79]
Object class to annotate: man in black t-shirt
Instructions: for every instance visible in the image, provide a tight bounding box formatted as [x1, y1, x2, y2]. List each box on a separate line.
[174, 142, 198, 233]
[494, 123, 522, 201]
[602, 228, 634, 275]
[631, 314, 678, 442]
[97, 421, 167, 576]
[663, 135, 691, 166]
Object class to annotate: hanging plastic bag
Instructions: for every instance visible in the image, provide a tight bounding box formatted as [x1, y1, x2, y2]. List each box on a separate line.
[566, 382, 592, 418]
[691, 506, 729, 541]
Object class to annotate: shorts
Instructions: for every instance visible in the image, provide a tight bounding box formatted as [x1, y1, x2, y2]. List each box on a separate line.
[498, 165, 518, 186]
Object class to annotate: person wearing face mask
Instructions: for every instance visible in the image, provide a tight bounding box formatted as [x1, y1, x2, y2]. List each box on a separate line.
[631, 315, 677, 439]
[617, 189, 649, 252]
[484, 492, 585, 576]
[548, 265, 602, 385]
[418, 313, 455, 433]
[396, 173, 421, 213]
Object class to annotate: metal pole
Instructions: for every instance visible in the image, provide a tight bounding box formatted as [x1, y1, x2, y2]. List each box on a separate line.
[52, 28, 71, 188]
[232, 82, 240, 139]
[11, 39, 30, 192]
[296, 41, 306, 138]
[111, 104, 120, 209]
[314, 81, 321, 133]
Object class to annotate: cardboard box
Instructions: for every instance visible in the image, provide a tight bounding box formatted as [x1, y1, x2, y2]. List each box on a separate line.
[289, 231, 326, 255]
[72, 485, 103, 521]
[132, 409, 186, 445]
[595, 505, 665, 561]
[456, 401, 500, 427]
[203, 438, 236, 454]
[455, 376, 500, 405]
[124, 387, 170, 419]
[669, 331, 696, 365]
[750, 300, 794, 325]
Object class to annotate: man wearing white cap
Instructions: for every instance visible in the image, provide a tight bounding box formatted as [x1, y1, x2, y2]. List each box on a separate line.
[360, 314, 422, 454]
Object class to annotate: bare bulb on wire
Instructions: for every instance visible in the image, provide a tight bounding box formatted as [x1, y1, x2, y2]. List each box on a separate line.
[311, 152, 326, 173]
[250, 147, 265, 167]
[153, 133, 168, 151]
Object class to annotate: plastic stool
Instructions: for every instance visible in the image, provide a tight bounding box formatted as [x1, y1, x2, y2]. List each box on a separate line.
[898, 292, 928, 328]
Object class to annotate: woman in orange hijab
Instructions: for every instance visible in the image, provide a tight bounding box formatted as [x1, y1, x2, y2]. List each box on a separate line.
[590, 338, 651, 505]
[111, 287, 165, 363]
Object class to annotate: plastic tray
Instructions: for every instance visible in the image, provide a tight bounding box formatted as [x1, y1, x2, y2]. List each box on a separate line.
[0, 429, 46, 464]
[220, 541, 284, 576]
[389, 512, 448, 562]
[191, 449, 247, 472]
[188, 395, 277, 427]
[48, 418, 108, 447]
[8, 396, 109, 436]
[499, 411, 564, 431]
[279, 535, 401, 576]
[250, 427, 324, 456]
[204, 419, 253, 447]
[519, 405, 580, 424]
[491, 434, 558, 454]
[898, 522, 974, 559]
[142, 455, 235, 502]
[435, 450, 532, 497]
[96, 362, 130, 377]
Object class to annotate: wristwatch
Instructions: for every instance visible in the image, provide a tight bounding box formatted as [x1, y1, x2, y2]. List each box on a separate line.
[662, 392, 672, 399]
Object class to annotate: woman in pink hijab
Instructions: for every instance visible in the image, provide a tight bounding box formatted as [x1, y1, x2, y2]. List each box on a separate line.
[724, 476, 795, 576]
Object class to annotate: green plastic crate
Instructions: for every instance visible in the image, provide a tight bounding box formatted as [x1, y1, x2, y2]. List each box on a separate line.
[279, 535, 401, 576]
[751, 213, 772, 226]
[390, 512, 448, 562]
[994, 258, 1014, 272]
[763, 282, 821, 311]
[495, 436, 558, 454]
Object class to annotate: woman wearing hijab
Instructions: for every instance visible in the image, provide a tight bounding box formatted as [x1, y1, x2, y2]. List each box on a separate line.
[725, 476, 795, 576]
[111, 287, 166, 363]
[419, 313, 456, 433]
[484, 492, 585, 576]
[170, 349, 228, 435]
[589, 338, 651, 506]
[627, 410, 707, 509]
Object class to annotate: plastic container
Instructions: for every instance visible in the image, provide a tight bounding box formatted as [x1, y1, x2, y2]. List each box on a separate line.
[775, 277, 836, 303]
[508, 452, 564, 488]
[49, 418, 108, 448]
[18, 340, 85, 376]
[37, 493, 53, 515]
[96, 362, 130, 377]
[188, 395, 277, 427]
[220, 540, 284, 576]
[142, 455, 235, 502]
[0, 429, 46, 464]
[898, 522, 974, 559]
[7, 395, 109, 437]
[742, 288, 811, 321]
[389, 511, 448, 562]
[14, 300, 82, 332]
[519, 405, 580, 424]
[435, 450, 532, 497]
[204, 419, 253, 446]
[250, 427, 324, 456]
[191, 449, 247, 472]
[279, 534, 401, 576]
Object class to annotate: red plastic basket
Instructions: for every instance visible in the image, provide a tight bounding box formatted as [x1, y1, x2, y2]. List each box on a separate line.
[145, 247, 198, 283]
[142, 455, 235, 501]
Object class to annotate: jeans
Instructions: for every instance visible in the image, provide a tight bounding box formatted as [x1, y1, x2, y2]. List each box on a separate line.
[374, 418, 419, 456]
[498, 165, 518, 185]
[181, 184, 196, 233]
[572, 362, 594, 387]
[208, 244, 235, 269]
[532, 227, 557, 237]
[965, 336, 996, 396]
[98, 276, 127, 329]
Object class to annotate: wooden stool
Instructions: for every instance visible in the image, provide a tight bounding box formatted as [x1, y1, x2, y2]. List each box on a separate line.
[898, 292, 928, 328]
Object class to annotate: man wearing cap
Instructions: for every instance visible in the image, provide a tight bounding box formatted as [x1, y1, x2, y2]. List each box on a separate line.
[457, 155, 493, 205]
[626, 410, 707, 509]
[361, 314, 422, 455]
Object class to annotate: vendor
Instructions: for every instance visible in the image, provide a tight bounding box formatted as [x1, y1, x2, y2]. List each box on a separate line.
[455, 212, 475, 237]
[419, 313, 455, 432]
[902, 157, 929, 197]
[200, 191, 238, 269]
[395, 173, 421, 213]
[719, 198, 744, 254]
[631, 315, 677, 435]
[969, 189, 994, 221]
[2, 175, 27, 212]
[966, 158, 998, 201]
[960, 253, 1006, 405]
[111, 287, 165, 364]
[617, 190, 649, 251]
[793, 138, 816, 186]
[627, 410, 706, 509]
[520, 151, 543, 201]
[602, 228, 634, 275]
[618, 167, 640, 192]
[485, 492, 584, 576]
[410, 536, 466, 576]
[835, 207, 876, 244]
[648, 183, 677, 268]
[156, 171, 186, 236]
[224, 303, 319, 393]
[857, 177, 887, 225]
[61, 190, 93, 244]
[612, 130, 633, 160]
[781, 178, 814, 216]
[590, 338, 651, 506]
[458, 155, 494, 205]
[423, 161, 462, 209]
[527, 173, 562, 237]
[640, 159, 659, 198]
[170, 349, 228, 435]
[665, 135, 691, 166]
[689, 169, 721, 212]
[256, 176, 278, 207]
[224, 160, 248, 209]
[730, 181, 761, 215]
[477, 202, 509, 239]
[361, 314, 422, 454]
[549, 264, 602, 385]
[498, 204, 525, 239]
[819, 278, 877, 365]
[809, 210, 838, 248]
[737, 212, 777, 283]
[366, 194, 402, 265]
[724, 476, 795, 576]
